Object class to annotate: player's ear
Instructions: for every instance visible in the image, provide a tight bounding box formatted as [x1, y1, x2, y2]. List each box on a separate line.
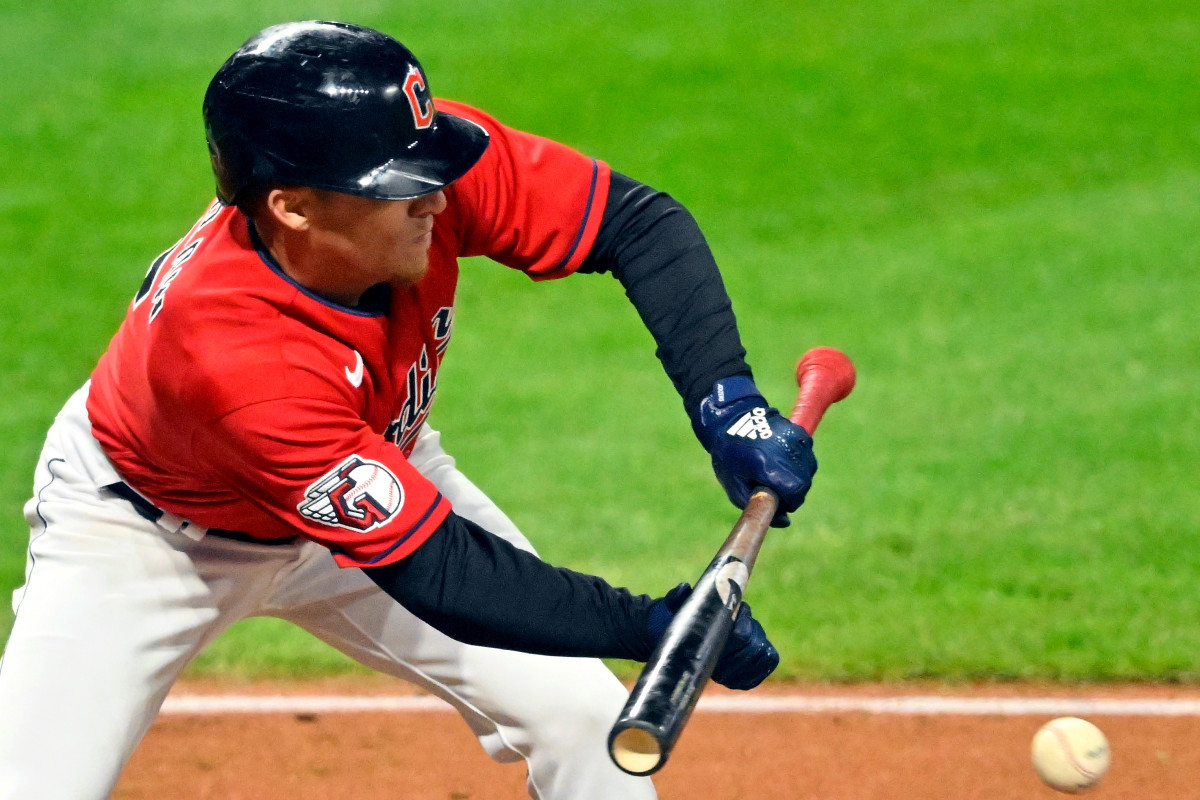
[264, 186, 316, 231]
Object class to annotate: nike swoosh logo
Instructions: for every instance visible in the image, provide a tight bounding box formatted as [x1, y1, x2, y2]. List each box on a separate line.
[345, 350, 364, 388]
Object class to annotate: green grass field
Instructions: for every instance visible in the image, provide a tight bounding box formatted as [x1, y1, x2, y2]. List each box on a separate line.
[1, 0, 1197, 681]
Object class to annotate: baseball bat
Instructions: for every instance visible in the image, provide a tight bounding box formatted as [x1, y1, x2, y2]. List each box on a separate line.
[608, 346, 857, 776]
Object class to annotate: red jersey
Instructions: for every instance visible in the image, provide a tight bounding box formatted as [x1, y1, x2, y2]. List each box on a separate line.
[87, 101, 611, 568]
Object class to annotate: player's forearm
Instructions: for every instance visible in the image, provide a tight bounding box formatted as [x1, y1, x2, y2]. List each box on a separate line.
[362, 511, 658, 659]
[578, 170, 752, 412]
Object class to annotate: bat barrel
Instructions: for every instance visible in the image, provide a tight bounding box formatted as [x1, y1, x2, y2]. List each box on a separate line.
[608, 552, 745, 775]
[609, 720, 667, 776]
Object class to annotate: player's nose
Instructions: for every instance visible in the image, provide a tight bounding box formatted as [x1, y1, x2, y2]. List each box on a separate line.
[412, 189, 447, 216]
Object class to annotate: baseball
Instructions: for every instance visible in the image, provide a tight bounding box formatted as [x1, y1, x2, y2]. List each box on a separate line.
[1031, 717, 1111, 793]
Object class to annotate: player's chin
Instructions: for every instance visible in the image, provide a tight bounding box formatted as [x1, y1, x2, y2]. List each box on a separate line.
[390, 253, 431, 286]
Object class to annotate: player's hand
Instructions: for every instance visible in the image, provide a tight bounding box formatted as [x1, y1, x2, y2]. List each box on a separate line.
[693, 376, 817, 527]
[647, 583, 779, 690]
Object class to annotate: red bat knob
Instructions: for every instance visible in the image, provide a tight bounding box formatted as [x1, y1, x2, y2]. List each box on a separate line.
[790, 347, 856, 434]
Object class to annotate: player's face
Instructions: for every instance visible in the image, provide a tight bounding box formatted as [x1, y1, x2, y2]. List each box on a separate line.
[306, 189, 448, 288]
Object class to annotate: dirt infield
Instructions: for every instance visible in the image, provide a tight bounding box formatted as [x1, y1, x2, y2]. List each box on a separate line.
[114, 679, 1200, 799]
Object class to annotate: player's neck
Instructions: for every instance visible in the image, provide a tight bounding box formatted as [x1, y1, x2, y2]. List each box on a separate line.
[253, 217, 370, 307]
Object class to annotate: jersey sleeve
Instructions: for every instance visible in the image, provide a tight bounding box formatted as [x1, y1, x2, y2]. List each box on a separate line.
[193, 397, 451, 568]
[438, 100, 611, 280]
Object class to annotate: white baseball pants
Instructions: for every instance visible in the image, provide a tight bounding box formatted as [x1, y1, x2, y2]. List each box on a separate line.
[0, 385, 655, 800]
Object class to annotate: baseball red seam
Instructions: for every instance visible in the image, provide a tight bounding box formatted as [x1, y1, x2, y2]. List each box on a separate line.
[1049, 722, 1101, 780]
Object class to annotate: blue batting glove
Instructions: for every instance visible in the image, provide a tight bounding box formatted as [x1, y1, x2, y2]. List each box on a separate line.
[646, 582, 779, 690]
[692, 376, 817, 527]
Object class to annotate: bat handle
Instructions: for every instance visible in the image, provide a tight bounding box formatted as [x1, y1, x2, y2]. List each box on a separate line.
[788, 347, 856, 434]
[744, 347, 854, 521]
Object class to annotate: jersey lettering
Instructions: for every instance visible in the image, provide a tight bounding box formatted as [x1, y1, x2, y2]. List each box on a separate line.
[384, 345, 435, 451]
[138, 200, 223, 319]
[149, 239, 203, 321]
[432, 306, 453, 354]
[133, 248, 173, 307]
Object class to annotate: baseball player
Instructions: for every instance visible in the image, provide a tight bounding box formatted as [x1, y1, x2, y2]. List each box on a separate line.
[0, 21, 818, 800]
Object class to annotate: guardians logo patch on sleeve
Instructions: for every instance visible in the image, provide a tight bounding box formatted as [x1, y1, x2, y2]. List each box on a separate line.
[298, 456, 404, 532]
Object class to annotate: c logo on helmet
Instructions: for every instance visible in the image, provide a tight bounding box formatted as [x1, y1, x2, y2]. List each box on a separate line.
[402, 65, 434, 129]
[298, 456, 405, 533]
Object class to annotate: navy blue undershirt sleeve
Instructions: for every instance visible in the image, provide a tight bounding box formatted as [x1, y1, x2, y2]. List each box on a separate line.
[362, 511, 658, 660]
[578, 171, 753, 415]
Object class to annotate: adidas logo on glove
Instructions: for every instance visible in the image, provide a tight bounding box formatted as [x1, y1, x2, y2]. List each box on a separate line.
[726, 407, 773, 440]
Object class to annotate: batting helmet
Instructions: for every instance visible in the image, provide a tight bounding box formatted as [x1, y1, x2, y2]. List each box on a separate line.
[203, 21, 489, 206]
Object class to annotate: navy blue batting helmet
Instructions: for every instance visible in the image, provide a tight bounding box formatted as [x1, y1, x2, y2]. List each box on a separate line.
[203, 21, 489, 205]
